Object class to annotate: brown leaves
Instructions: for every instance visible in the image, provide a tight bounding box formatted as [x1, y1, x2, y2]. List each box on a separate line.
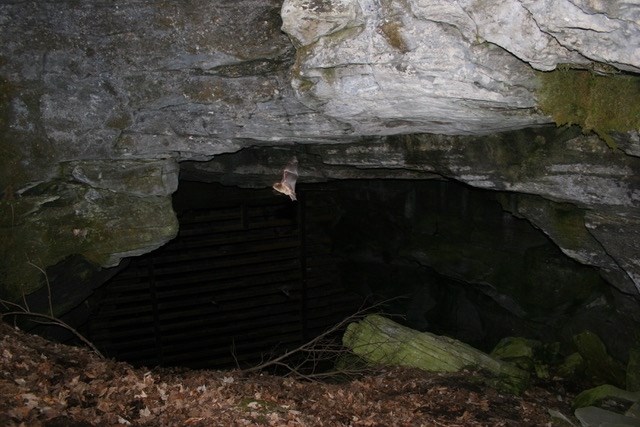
[0, 322, 574, 426]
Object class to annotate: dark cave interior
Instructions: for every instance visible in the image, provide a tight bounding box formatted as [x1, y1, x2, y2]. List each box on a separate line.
[10, 175, 636, 372]
[83, 180, 363, 370]
[25, 176, 619, 371]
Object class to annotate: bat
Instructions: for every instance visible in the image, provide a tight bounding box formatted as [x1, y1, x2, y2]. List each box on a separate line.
[273, 157, 298, 201]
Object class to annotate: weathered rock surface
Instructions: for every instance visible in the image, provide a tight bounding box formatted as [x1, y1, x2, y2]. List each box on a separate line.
[0, 0, 639, 306]
[281, 0, 640, 136]
[282, 0, 550, 135]
[0, 159, 178, 297]
[0, 0, 304, 295]
[463, 0, 640, 73]
[575, 406, 640, 427]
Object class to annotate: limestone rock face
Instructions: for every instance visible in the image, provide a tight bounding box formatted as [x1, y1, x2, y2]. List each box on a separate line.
[0, 159, 179, 297]
[283, 0, 640, 74]
[281, 0, 640, 136]
[0, 0, 639, 305]
[1, 0, 305, 295]
[282, 0, 550, 135]
[463, 0, 640, 73]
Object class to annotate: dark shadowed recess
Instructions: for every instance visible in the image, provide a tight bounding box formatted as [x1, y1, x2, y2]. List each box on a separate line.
[65, 175, 628, 371]
[13, 176, 632, 371]
[83, 181, 362, 370]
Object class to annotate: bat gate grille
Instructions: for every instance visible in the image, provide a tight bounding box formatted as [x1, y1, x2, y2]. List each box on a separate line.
[87, 182, 361, 369]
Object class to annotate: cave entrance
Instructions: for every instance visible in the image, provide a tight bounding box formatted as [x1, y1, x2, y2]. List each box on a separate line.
[86, 181, 362, 370]
[85, 177, 612, 370]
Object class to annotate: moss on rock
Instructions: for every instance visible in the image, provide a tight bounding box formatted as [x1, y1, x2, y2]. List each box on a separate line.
[0, 158, 179, 300]
[537, 69, 640, 149]
[343, 314, 530, 394]
[0, 182, 177, 299]
[573, 384, 640, 410]
[573, 330, 627, 388]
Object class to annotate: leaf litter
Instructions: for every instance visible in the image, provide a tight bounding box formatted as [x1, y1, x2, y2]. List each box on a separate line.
[0, 322, 575, 426]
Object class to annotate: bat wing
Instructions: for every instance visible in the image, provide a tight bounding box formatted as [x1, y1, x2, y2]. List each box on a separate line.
[281, 170, 298, 201]
[283, 170, 297, 186]
[284, 157, 298, 176]
[273, 157, 299, 201]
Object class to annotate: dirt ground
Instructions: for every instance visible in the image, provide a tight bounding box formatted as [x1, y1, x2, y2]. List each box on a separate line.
[0, 322, 577, 426]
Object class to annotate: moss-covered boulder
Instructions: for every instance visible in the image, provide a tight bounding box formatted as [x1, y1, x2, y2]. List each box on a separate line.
[490, 337, 559, 380]
[557, 352, 586, 380]
[343, 314, 530, 394]
[573, 384, 640, 410]
[573, 330, 627, 388]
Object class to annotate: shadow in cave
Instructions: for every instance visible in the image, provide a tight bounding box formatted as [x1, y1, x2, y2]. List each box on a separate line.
[42, 177, 621, 370]
[84, 181, 363, 370]
[325, 178, 614, 354]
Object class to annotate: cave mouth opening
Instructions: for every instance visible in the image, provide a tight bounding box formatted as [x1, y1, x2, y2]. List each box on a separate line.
[76, 176, 617, 371]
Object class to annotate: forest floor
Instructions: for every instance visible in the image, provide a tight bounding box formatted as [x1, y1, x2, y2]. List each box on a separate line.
[0, 321, 579, 426]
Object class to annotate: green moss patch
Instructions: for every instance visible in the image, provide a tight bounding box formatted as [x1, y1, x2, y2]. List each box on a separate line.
[573, 330, 627, 388]
[537, 69, 640, 149]
[343, 314, 530, 394]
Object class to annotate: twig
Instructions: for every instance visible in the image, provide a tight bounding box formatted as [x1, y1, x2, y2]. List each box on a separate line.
[21, 291, 31, 313]
[26, 260, 53, 317]
[231, 337, 240, 370]
[242, 311, 358, 374]
[1, 299, 25, 312]
[242, 298, 402, 380]
[0, 261, 104, 359]
[1, 310, 105, 359]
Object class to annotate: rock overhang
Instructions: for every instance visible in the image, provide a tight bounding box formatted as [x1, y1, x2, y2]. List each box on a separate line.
[0, 0, 639, 302]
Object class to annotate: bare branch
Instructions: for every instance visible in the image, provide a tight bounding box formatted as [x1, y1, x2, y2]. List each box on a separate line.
[1, 310, 104, 359]
[1, 299, 26, 312]
[21, 291, 30, 313]
[241, 298, 403, 380]
[1, 263, 104, 360]
[27, 260, 53, 317]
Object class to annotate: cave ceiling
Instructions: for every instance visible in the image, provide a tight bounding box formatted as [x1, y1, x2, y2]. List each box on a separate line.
[0, 0, 639, 301]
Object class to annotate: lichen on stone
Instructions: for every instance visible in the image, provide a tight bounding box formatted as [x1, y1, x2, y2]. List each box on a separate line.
[379, 21, 409, 53]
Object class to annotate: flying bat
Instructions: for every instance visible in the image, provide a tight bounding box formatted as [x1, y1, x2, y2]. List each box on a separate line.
[273, 157, 298, 201]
